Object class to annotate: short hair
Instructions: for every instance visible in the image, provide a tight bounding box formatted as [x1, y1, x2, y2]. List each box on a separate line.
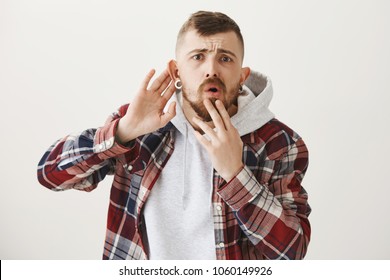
[176, 11, 244, 57]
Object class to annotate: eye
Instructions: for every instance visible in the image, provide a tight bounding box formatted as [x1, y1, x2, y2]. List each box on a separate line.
[192, 54, 203, 60]
[221, 56, 232, 62]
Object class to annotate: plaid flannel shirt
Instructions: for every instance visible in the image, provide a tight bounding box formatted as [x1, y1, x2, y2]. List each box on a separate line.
[37, 104, 311, 260]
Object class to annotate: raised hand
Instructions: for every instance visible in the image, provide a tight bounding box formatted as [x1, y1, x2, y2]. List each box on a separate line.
[116, 69, 176, 143]
[193, 99, 244, 182]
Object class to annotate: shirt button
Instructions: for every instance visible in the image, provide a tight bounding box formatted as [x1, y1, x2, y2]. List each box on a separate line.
[127, 165, 133, 171]
[106, 140, 111, 147]
[216, 205, 222, 211]
[99, 144, 104, 150]
[218, 242, 225, 248]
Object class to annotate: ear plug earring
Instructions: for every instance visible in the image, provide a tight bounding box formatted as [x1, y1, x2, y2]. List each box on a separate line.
[174, 79, 182, 90]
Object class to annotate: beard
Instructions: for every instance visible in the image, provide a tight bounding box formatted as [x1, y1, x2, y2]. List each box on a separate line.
[182, 77, 241, 122]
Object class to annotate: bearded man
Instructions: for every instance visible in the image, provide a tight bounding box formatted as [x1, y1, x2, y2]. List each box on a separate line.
[38, 11, 311, 260]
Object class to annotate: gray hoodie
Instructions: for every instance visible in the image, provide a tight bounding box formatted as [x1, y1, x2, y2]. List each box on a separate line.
[143, 70, 275, 259]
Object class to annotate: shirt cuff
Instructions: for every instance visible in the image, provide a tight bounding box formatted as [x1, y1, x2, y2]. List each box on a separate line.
[217, 165, 264, 211]
[93, 118, 134, 160]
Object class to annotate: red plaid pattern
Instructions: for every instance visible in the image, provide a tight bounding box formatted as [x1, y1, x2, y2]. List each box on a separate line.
[37, 104, 311, 259]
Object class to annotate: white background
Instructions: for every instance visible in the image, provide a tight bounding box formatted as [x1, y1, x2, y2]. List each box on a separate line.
[1, 0, 389, 260]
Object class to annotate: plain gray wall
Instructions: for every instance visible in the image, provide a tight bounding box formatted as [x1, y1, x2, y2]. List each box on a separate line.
[1, 0, 389, 259]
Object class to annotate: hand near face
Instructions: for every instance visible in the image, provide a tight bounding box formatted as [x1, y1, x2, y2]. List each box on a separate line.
[193, 99, 244, 182]
[116, 69, 176, 143]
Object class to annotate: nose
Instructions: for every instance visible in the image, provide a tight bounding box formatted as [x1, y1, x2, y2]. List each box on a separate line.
[205, 59, 219, 78]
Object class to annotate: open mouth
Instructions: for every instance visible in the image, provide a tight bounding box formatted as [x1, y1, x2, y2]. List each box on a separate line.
[208, 87, 218, 93]
[200, 78, 226, 95]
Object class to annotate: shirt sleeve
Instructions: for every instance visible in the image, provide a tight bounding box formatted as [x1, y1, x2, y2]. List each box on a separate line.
[37, 104, 134, 192]
[217, 137, 311, 259]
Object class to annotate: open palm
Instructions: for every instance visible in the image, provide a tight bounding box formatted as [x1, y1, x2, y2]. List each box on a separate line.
[116, 69, 176, 143]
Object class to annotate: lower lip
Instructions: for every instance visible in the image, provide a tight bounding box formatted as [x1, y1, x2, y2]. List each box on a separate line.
[205, 91, 221, 98]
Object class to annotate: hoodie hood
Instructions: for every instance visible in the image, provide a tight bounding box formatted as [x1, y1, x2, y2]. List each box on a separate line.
[169, 70, 275, 137]
[231, 70, 275, 136]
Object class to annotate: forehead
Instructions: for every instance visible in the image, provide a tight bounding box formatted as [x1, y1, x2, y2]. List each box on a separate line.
[177, 29, 243, 58]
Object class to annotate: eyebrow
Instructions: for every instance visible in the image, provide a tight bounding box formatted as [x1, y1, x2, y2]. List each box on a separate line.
[187, 48, 238, 59]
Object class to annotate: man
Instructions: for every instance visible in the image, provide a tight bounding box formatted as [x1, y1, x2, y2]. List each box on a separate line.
[37, 11, 311, 260]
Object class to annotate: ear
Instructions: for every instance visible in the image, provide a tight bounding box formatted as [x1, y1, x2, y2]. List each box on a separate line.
[167, 59, 180, 80]
[239, 67, 251, 85]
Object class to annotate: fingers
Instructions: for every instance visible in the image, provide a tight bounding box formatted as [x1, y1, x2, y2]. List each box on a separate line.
[141, 69, 174, 97]
[140, 69, 156, 90]
[203, 99, 227, 131]
[161, 81, 176, 102]
[160, 101, 176, 126]
[192, 117, 218, 142]
[193, 130, 211, 149]
[155, 72, 172, 94]
[214, 100, 232, 129]
[149, 69, 170, 93]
